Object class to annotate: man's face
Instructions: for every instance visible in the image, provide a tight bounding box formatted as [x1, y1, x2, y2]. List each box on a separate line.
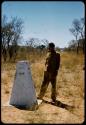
[48, 47, 53, 52]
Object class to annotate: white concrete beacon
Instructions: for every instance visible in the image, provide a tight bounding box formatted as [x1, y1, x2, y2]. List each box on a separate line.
[9, 61, 38, 110]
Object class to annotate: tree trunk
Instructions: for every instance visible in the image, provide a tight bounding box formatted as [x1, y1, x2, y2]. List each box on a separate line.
[76, 37, 79, 54]
[83, 40, 85, 54]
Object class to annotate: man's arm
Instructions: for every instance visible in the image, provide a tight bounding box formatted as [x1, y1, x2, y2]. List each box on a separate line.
[45, 52, 50, 71]
[56, 53, 60, 70]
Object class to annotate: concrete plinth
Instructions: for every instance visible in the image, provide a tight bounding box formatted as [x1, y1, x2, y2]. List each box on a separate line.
[9, 61, 38, 110]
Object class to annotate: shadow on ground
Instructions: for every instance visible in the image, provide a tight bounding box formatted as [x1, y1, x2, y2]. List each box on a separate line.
[10, 99, 74, 112]
[11, 104, 38, 111]
[42, 99, 74, 111]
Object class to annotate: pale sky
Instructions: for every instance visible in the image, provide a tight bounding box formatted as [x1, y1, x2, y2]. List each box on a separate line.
[2, 1, 85, 48]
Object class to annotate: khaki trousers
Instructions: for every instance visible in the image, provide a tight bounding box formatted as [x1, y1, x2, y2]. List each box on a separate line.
[39, 71, 58, 100]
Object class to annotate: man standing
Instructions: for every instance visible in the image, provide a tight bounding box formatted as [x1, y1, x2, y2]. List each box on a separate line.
[38, 42, 60, 102]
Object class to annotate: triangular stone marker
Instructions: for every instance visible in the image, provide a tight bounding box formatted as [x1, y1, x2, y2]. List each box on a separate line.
[9, 61, 38, 110]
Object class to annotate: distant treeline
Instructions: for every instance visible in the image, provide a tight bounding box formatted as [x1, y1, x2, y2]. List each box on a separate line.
[1, 15, 85, 62]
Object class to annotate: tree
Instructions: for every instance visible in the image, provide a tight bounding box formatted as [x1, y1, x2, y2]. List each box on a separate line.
[25, 38, 49, 53]
[79, 18, 85, 53]
[1, 15, 23, 61]
[69, 17, 85, 54]
[68, 40, 77, 51]
[41, 39, 49, 48]
[79, 18, 85, 39]
[69, 19, 80, 54]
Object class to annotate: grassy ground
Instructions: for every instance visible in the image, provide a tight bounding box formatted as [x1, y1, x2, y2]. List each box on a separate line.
[1, 51, 85, 124]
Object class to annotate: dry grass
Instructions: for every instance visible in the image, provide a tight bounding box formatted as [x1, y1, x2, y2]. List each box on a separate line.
[1, 51, 85, 124]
